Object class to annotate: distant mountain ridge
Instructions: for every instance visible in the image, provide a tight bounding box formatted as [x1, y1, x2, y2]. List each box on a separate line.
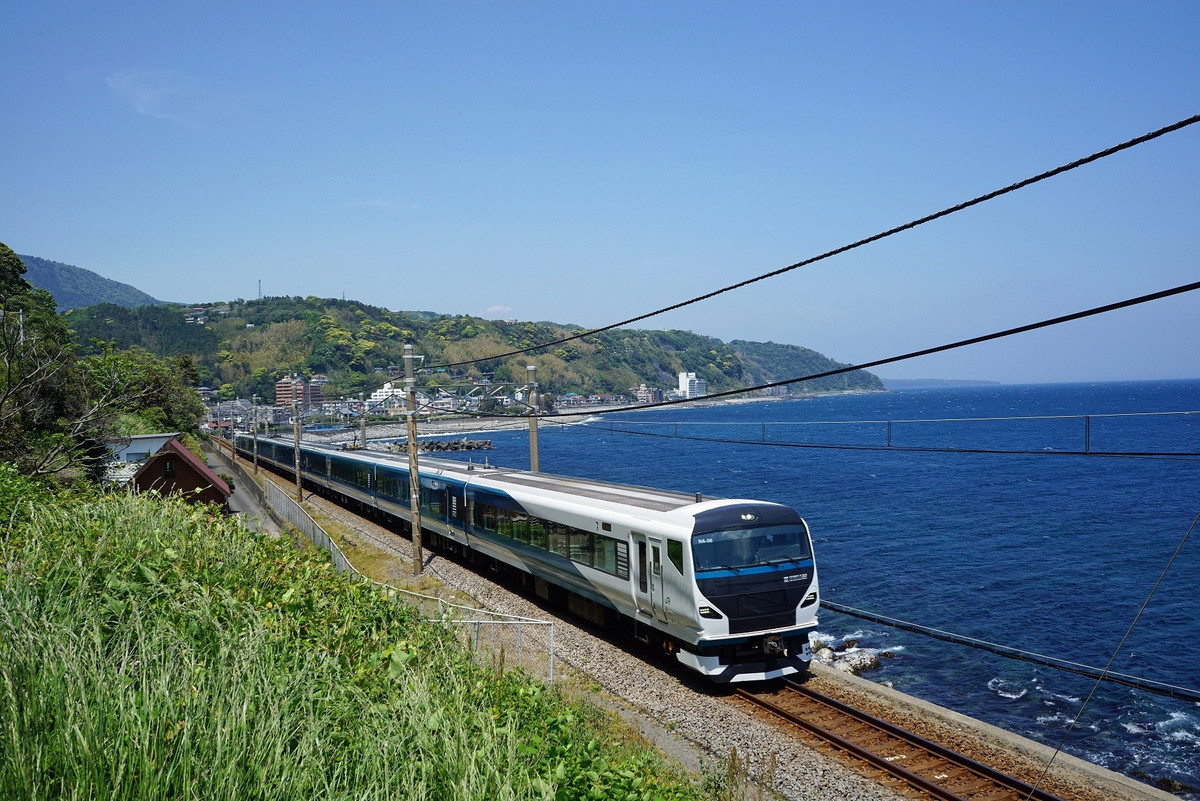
[64, 296, 885, 403]
[26, 252, 884, 401]
[18, 254, 167, 311]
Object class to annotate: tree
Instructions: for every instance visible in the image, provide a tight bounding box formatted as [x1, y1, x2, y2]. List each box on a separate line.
[0, 281, 86, 476]
[0, 249, 206, 479]
[82, 345, 206, 436]
[0, 242, 32, 303]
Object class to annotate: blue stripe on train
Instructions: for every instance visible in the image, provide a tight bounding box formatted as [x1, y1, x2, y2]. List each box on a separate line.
[694, 560, 814, 579]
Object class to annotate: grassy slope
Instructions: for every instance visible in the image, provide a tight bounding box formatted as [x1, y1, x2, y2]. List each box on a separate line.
[0, 473, 715, 801]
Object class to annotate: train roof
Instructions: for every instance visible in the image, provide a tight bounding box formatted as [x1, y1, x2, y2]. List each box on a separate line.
[259, 437, 716, 514]
[482, 470, 696, 513]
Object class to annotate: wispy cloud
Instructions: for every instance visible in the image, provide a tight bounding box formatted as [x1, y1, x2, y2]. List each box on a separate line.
[106, 68, 213, 125]
[483, 305, 514, 319]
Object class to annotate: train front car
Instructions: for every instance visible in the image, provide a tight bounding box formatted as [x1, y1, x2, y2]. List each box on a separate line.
[676, 502, 819, 683]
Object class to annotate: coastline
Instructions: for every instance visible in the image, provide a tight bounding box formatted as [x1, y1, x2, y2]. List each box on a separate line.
[308, 390, 883, 445]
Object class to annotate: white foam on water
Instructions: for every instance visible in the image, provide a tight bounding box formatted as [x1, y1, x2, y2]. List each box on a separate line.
[987, 677, 1028, 700]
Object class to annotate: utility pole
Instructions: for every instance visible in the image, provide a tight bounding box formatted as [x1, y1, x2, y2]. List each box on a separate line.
[230, 400, 238, 463]
[251, 394, 260, 474]
[359, 392, 367, 449]
[404, 344, 424, 575]
[527, 364, 539, 472]
[292, 393, 303, 502]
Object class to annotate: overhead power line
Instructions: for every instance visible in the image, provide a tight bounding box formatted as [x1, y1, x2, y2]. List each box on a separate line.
[427, 112, 1200, 371]
[502, 279, 1200, 420]
[577, 417, 1200, 461]
[821, 600, 1200, 703]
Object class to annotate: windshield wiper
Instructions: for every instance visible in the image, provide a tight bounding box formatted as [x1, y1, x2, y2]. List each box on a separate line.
[758, 554, 810, 567]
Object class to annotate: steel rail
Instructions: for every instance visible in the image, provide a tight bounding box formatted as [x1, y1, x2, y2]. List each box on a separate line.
[735, 680, 1069, 801]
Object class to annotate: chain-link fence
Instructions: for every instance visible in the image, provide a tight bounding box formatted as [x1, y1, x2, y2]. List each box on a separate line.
[214, 443, 556, 683]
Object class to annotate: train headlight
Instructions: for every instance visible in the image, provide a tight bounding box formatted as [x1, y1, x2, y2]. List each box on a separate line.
[800, 592, 818, 608]
[699, 606, 723, 619]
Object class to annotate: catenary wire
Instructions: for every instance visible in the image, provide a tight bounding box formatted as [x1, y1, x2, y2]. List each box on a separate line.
[424, 112, 1200, 372]
[572, 420, 1200, 461]
[1028, 511, 1200, 796]
[820, 601, 1200, 703]
[311, 112, 1200, 403]
[441, 279, 1200, 421]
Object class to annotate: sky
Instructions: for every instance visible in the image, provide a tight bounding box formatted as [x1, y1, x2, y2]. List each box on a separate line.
[3, 1, 1198, 384]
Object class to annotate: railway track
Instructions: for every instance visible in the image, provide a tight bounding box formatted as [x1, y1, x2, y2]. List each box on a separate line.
[230, 447, 1147, 801]
[735, 680, 1068, 801]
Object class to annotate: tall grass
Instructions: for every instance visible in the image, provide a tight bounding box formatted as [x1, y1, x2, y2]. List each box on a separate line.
[0, 484, 706, 800]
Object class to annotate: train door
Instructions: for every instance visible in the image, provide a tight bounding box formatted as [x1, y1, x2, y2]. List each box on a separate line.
[445, 484, 467, 543]
[632, 531, 669, 624]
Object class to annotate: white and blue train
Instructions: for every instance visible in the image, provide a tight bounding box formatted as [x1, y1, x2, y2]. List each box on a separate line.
[236, 434, 819, 683]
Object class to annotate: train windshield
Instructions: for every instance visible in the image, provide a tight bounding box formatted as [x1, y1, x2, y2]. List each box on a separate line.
[692, 524, 811, 571]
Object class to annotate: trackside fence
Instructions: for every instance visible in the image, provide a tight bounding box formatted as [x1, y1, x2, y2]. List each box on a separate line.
[212, 442, 555, 683]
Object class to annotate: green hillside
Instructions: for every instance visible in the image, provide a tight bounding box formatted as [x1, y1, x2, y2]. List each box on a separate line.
[20, 254, 167, 312]
[64, 296, 884, 403]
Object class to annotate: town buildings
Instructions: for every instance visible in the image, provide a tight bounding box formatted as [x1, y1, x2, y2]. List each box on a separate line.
[275, 375, 321, 410]
[677, 372, 708, 399]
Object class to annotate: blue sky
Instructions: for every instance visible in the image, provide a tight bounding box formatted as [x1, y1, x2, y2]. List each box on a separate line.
[3, 2, 1198, 383]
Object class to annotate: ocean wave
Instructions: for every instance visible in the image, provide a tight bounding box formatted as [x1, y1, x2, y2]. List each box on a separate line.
[1038, 712, 1071, 726]
[1158, 711, 1200, 744]
[840, 628, 879, 641]
[1033, 681, 1081, 705]
[987, 677, 1028, 700]
[1165, 729, 1200, 745]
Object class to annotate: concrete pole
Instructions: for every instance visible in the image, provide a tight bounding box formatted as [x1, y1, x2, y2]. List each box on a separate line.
[251, 394, 260, 474]
[527, 364, 539, 473]
[292, 395, 303, 502]
[230, 400, 238, 462]
[404, 344, 424, 575]
[359, 392, 367, 449]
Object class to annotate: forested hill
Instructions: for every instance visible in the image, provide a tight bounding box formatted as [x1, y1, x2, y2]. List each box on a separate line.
[20, 254, 167, 311]
[63, 296, 884, 403]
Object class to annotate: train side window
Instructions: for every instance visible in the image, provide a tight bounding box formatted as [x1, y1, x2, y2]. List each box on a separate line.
[594, 536, 617, 574]
[569, 530, 594, 567]
[474, 504, 498, 533]
[511, 514, 530, 543]
[496, 508, 513, 538]
[548, 522, 569, 557]
[667, 540, 684, 573]
[421, 486, 444, 520]
[382, 474, 396, 501]
[529, 520, 547, 550]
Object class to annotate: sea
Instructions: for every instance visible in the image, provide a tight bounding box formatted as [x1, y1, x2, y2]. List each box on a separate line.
[428, 379, 1200, 796]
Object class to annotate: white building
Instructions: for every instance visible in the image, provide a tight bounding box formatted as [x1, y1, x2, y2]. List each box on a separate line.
[678, 372, 707, 399]
[370, 382, 406, 405]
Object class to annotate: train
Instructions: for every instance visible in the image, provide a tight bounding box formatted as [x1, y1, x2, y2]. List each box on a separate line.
[235, 433, 820, 683]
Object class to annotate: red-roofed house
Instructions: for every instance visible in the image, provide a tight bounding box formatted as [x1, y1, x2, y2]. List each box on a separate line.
[132, 438, 231, 509]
